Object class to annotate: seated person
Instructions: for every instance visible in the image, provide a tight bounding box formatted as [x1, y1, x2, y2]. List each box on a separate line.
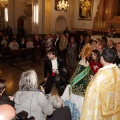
[19, 37, 26, 49]
[1, 36, 7, 47]
[14, 70, 53, 120]
[9, 39, 19, 50]
[26, 38, 34, 48]
[47, 95, 71, 120]
[0, 104, 16, 120]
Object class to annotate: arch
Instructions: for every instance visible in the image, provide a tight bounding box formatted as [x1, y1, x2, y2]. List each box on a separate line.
[55, 16, 67, 33]
[17, 16, 27, 36]
[17, 16, 26, 28]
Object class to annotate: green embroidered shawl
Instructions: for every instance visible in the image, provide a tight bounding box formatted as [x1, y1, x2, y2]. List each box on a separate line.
[70, 64, 93, 96]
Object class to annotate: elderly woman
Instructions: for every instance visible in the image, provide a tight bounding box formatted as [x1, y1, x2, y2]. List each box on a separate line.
[47, 95, 71, 120]
[14, 70, 53, 120]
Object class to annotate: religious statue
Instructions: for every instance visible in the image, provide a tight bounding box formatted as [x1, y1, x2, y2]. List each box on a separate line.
[81, 0, 91, 18]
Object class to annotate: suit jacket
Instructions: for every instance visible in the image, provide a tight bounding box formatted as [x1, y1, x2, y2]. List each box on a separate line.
[55, 38, 60, 51]
[47, 106, 72, 120]
[44, 57, 65, 78]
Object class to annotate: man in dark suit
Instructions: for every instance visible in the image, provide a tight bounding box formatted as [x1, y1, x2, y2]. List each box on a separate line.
[44, 49, 69, 96]
[53, 33, 60, 56]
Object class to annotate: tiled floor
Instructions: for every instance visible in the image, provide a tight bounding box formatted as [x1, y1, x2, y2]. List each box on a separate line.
[0, 57, 76, 96]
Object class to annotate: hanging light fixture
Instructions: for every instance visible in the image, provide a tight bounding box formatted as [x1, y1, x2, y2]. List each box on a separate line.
[57, 0, 69, 12]
[0, 0, 8, 7]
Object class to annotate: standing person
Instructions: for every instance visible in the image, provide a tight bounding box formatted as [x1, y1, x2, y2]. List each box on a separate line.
[89, 50, 102, 74]
[59, 34, 68, 65]
[14, 70, 53, 120]
[53, 33, 60, 56]
[6, 25, 13, 38]
[77, 35, 85, 54]
[63, 27, 70, 35]
[44, 49, 69, 96]
[9, 39, 19, 50]
[80, 48, 120, 120]
[68, 37, 77, 69]
[33, 34, 42, 61]
[114, 42, 120, 68]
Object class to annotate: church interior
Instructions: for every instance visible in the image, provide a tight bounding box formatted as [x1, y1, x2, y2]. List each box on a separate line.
[0, 0, 120, 119]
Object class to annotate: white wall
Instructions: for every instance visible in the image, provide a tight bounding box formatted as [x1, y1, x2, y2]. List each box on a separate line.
[14, 0, 25, 28]
[51, 0, 70, 33]
[38, 0, 43, 34]
[8, 0, 15, 28]
[73, 0, 100, 29]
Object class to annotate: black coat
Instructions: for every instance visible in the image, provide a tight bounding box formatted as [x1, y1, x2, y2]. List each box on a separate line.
[44, 57, 65, 78]
[47, 106, 72, 120]
[54, 38, 60, 51]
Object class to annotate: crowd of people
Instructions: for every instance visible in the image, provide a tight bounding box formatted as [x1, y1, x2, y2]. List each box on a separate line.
[0, 26, 120, 120]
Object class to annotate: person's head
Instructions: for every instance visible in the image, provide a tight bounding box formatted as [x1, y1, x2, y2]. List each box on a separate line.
[0, 79, 6, 95]
[80, 35, 84, 41]
[107, 40, 114, 48]
[19, 70, 38, 91]
[85, 35, 90, 43]
[100, 48, 116, 66]
[65, 27, 68, 30]
[91, 50, 100, 64]
[116, 42, 120, 52]
[13, 34, 17, 39]
[61, 34, 66, 39]
[47, 49, 57, 59]
[35, 34, 38, 40]
[71, 37, 76, 43]
[65, 33, 69, 38]
[97, 40, 107, 53]
[0, 104, 16, 120]
[101, 36, 108, 44]
[27, 38, 31, 42]
[21, 37, 25, 42]
[91, 40, 97, 50]
[56, 33, 60, 38]
[50, 95, 63, 109]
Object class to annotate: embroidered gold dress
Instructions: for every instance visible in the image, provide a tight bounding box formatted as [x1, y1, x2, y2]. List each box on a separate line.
[80, 64, 120, 120]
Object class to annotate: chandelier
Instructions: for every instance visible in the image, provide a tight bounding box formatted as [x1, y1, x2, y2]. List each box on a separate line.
[57, 0, 69, 12]
[0, 0, 8, 7]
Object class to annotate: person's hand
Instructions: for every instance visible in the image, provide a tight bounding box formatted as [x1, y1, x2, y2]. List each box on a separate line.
[90, 75, 94, 80]
[40, 86, 45, 93]
[9, 96, 14, 101]
[44, 78, 47, 82]
[55, 70, 59, 74]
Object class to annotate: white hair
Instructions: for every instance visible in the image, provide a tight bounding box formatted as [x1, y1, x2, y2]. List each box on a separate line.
[50, 95, 63, 109]
[19, 70, 38, 90]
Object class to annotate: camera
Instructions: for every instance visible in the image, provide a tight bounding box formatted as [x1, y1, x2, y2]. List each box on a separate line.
[16, 111, 35, 120]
